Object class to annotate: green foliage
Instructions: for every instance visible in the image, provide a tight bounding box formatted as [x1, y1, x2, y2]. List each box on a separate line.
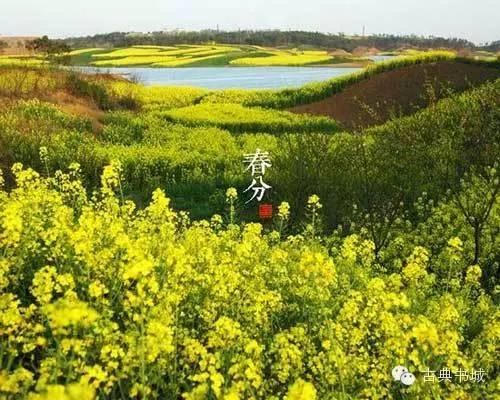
[270, 79, 500, 230]
[202, 52, 459, 108]
[0, 62, 498, 230]
[25, 35, 71, 65]
[26, 35, 71, 56]
[109, 82, 206, 110]
[100, 112, 147, 145]
[64, 73, 112, 109]
[0, 100, 95, 179]
[159, 103, 339, 134]
[65, 30, 477, 52]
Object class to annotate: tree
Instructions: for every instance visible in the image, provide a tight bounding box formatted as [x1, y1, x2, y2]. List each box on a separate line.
[0, 39, 8, 55]
[25, 35, 71, 64]
[452, 166, 499, 283]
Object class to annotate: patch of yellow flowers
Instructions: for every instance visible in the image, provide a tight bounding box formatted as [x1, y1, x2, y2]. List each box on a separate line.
[0, 162, 497, 399]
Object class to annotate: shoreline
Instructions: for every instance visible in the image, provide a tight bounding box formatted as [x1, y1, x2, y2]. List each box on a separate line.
[68, 62, 368, 69]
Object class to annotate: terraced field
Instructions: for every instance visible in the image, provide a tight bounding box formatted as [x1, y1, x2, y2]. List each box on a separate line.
[229, 50, 334, 66]
[0, 43, 419, 69]
[66, 45, 349, 67]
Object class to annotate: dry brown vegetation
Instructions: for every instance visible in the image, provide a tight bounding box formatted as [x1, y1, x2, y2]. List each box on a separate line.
[0, 66, 135, 132]
[0, 36, 39, 55]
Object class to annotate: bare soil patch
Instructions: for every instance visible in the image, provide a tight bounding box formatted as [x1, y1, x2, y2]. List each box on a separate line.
[289, 61, 500, 130]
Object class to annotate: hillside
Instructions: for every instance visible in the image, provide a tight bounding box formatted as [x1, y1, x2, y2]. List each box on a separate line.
[0, 59, 498, 221]
[0, 57, 499, 400]
[289, 60, 500, 129]
[64, 30, 477, 51]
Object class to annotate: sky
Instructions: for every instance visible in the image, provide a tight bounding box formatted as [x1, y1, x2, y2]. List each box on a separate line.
[1, 0, 499, 44]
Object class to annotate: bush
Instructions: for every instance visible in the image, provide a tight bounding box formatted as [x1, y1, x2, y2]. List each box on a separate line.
[65, 73, 112, 109]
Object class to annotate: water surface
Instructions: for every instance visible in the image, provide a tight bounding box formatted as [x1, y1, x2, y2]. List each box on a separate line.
[74, 66, 362, 89]
[368, 55, 398, 62]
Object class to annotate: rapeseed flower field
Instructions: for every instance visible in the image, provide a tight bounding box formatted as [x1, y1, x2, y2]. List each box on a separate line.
[0, 53, 498, 400]
[0, 160, 498, 399]
[67, 45, 339, 67]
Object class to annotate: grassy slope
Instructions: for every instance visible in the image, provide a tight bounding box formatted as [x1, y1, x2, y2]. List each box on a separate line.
[0, 63, 498, 220]
[200, 52, 500, 108]
[290, 60, 500, 129]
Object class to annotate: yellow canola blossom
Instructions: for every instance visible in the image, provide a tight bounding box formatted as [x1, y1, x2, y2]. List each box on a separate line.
[0, 163, 496, 400]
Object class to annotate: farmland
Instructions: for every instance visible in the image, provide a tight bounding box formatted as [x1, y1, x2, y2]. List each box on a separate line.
[0, 44, 370, 68]
[0, 51, 499, 400]
[74, 45, 366, 68]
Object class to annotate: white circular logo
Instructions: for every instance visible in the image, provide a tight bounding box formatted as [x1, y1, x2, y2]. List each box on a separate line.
[401, 372, 416, 386]
[392, 366, 409, 381]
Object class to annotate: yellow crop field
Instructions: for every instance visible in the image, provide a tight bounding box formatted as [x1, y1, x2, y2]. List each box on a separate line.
[0, 56, 46, 66]
[230, 53, 333, 66]
[91, 47, 172, 59]
[0, 52, 498, 399]
[66, 45, 342, 67]
[150, 54, 235, 67]
[185, 46, 239, 56]
[68, 48, 105, 56]
[92, 55, 177, 67]
[85, 45, 241, 67]
[109, 81, 207, 109]
[132, 45, 177, 50]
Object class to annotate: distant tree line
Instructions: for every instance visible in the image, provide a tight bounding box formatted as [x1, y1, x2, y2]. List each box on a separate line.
[24, 36, 71, 64]
[26, 36, 71, 56]
[63, 30, 477, 51]
[0, 39, 8, 54]
[478, 40, 500, 52]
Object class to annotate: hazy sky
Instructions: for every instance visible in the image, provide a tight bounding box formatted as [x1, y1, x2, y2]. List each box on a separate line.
[1, 0, 499, 44]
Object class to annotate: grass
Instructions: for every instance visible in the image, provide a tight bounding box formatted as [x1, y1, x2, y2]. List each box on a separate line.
[0, 62, 498, 222]
[201, 51, 500, 108]
[158, 103, 339, 134]
[0, 56, 46, 66]
[109, 81, 207, 110]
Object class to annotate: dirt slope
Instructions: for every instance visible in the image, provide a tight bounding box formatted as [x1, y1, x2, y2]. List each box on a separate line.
[289, 61, 500, 130]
